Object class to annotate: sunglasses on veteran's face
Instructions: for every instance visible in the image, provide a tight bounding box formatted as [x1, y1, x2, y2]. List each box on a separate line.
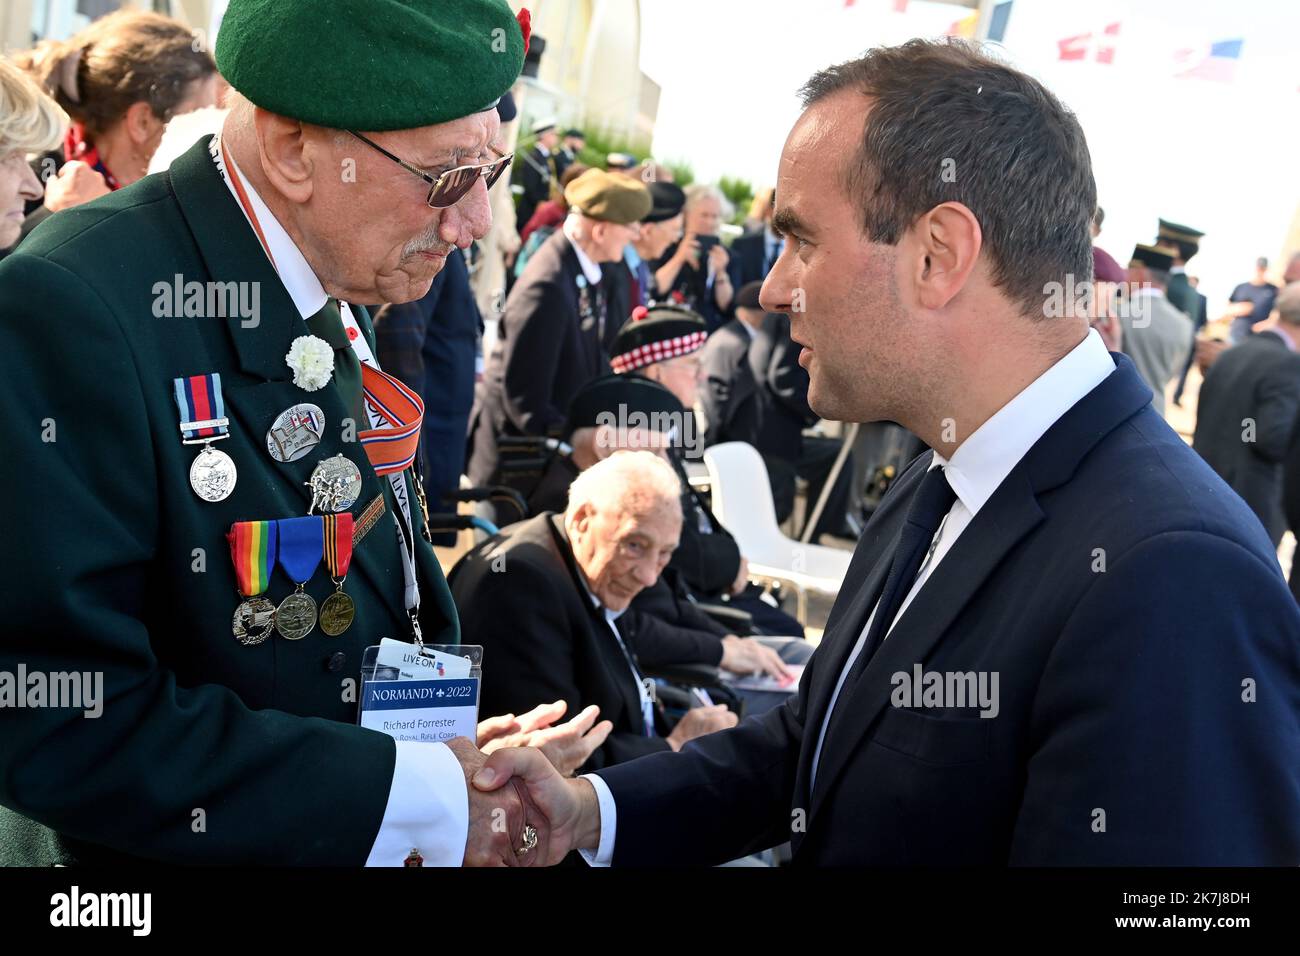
[348, 131, 513, 208]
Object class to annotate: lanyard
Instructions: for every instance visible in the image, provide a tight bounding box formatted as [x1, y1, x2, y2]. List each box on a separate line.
[603, 609, 655, 737]
[214, 136, 424, 639]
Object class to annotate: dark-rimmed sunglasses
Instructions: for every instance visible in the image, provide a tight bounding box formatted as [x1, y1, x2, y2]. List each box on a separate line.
[348, 131, 513, 208]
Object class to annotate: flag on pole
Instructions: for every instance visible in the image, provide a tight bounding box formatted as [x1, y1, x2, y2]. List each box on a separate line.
[1058, 23, 1121, 63]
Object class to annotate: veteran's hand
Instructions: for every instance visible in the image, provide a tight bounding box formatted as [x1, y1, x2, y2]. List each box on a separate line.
[447, 736, 543, 866]
[473, 746, 603, 865]
[480, 700, 613, 776]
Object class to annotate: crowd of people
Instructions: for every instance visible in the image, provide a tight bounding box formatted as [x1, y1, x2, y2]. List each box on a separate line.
[0, 0, 1295, 868]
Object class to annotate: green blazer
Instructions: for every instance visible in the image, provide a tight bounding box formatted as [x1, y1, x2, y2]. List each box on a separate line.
[0, 136, 461, 865]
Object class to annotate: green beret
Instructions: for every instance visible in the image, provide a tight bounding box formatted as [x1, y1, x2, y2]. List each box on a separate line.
[216, 0, 525, 131]
[564, 169, 652, 224]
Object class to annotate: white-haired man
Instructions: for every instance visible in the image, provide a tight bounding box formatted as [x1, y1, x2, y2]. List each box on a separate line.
[451, 451, 738, 775]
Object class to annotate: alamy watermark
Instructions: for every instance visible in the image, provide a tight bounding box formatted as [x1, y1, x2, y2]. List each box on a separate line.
[891, 664, 999, 718]
[0, 665, 103, 718]
[152, 275, 261, 328]
[593, 404, 704, 459]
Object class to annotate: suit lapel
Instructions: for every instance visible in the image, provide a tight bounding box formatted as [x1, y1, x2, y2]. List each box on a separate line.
[168, 136, 406, 626]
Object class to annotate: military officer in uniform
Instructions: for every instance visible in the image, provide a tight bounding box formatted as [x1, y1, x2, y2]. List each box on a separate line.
[1121, 243, 1193, 416]
[516, 117, 560, 229]
[1159, 219, 1208, 406]
[0, 0, 568, 866]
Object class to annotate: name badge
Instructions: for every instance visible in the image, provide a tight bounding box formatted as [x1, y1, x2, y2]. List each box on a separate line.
[358, 642, 483, 744]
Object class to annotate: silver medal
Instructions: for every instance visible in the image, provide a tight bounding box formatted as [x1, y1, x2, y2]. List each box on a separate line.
[275, 590, 317, 640]
[190, 444, 237, 502]
[306, 454, 362, 513]
[266, 403, 325, 463]
[233, 596, 276, 646]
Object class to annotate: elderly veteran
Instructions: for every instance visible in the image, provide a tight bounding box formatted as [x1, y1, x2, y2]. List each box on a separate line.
[451, 452, 739, 771]
[0, 0, 569, 867]
[526, 374, 794, 681]
[467, 168, 651, 509]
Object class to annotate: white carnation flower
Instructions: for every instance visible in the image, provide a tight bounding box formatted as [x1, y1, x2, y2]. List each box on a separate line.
[285, 335, 335, 392]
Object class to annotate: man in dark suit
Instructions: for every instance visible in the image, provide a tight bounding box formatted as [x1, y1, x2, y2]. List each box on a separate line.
[466, 169, 651, 503]
[451, 452, 738, 770]
[730, 187, 783, 289]
[1195, 283, 1300, 547]
[526, 374, 797, 672]
[476, 39, 1300, 866]
[0, 0, 542, 866]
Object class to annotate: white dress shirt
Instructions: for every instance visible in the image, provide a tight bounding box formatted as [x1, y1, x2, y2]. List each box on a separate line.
[215, 138, 469, 868]
[583, 328, 1116, 865]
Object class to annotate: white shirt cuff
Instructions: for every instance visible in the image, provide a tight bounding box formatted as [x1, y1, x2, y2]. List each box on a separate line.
[365, 740, 468, 867]
[578, 773, 617, 867]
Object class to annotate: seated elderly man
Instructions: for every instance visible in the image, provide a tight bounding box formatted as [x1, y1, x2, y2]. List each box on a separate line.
[451, 452, 739, 770]
[527, 374, 793, 681]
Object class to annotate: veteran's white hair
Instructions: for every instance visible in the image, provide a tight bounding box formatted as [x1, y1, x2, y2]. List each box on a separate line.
[565, 450, 681, 523]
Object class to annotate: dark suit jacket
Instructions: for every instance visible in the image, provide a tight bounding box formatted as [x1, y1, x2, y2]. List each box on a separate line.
[1193, 330, 1300, 546]
[730, 230, 774, 289]
[0, 137, 460, 865]
[595, 354, 1300, 865]
[748, 312, 819, 462]
[700, 319, 761, 447]
[449, 514, 671, 770]
[467, 230, 609, 484]
[373, 247, 481, 521]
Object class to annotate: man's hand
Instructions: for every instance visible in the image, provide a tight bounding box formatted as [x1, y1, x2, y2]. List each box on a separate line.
[43, 160, 110, 212]
[480, 700, 613, 776]
[473, 747, 603, 865]
[720, 635, 792, 682]
[665, 704, 737, 752]
[446, 736, 544, 866]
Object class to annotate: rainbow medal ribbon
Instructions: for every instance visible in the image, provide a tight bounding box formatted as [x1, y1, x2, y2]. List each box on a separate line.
[319, 513, 355, 636]
[175, 373, 237, 502]
[274, 516, 325, 640]
[227, 520, 278, 646]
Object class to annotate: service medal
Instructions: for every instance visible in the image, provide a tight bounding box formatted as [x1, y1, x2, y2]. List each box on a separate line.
[306, 454, 362, 514]
[266, 403, 325, 463]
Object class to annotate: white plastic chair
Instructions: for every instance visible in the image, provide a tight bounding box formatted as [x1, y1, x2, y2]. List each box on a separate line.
[702, 442, 853, 623]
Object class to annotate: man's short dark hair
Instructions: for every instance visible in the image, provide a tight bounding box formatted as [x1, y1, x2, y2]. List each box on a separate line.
[799, 39, 1097, 317]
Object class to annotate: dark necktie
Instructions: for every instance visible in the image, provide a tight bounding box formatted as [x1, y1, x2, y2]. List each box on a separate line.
[824, 466, 957, 733]
[305, 298, 363, 423]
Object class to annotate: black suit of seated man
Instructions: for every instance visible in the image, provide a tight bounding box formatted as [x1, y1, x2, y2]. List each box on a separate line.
[450, 452, 739, 773]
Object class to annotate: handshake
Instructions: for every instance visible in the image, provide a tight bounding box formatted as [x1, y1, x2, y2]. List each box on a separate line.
[450, 700, 610, 866]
